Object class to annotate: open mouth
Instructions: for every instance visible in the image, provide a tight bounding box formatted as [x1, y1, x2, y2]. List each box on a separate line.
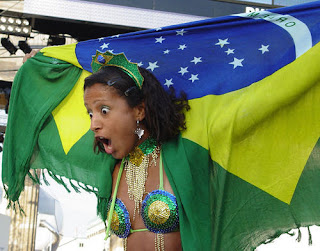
[97, 136, 109, 145]
[96, 136, 113, 154]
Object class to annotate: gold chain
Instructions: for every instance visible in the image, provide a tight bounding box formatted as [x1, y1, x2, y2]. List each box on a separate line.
[155, 233, 165, 251]
[125, 155, 149, 219]
[151, 147, 160, 167]
[123, 237, 127, 251]
[125, 146, 160, 219]
[124, 145, 163, 250]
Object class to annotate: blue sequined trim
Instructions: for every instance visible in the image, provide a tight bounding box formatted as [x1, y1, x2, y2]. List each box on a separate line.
[107, 198, 131, 238]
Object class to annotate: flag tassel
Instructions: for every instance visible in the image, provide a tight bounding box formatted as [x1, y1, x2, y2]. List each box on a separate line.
[41, 171, 50, 186]
[307, 227, 313, 245]
[296, 228, 302, 242]
[77, 182, 95, 193]
[47, 170, 71, 193]
[69, 179, 81, 193]
[27, 170, 41, 185]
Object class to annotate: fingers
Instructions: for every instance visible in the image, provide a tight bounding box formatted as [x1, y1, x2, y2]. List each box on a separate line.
[23, 49, 39, 63]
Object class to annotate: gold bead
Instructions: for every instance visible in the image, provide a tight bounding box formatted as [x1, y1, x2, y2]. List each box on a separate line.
[148, 201, 170, 225]
[110, 211, 120, 231]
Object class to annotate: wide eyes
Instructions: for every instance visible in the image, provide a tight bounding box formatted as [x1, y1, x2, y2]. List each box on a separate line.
[101, 106, 110, 114]
[87, 106, 110, 119]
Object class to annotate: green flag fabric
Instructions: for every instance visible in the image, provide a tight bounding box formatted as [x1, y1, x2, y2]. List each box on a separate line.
[2, 2, 320, 250]
[2, 53, 117, 219]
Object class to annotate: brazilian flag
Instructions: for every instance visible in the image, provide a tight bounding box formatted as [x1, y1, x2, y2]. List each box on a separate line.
[2, 1, 320, 250]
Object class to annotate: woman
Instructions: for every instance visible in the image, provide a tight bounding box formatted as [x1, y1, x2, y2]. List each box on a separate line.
[83, 51, 190, 250]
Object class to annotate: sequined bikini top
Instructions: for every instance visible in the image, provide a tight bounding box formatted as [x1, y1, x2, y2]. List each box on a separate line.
[106, 152, 180, 238]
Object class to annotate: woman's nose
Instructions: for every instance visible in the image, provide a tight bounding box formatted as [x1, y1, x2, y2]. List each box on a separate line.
[90, 115, 102, 132]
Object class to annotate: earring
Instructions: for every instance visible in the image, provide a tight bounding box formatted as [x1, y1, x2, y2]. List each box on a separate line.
[134, 120, 144, 139]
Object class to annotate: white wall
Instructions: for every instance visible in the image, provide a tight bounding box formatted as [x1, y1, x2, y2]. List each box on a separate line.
[0, 214, 10, 251]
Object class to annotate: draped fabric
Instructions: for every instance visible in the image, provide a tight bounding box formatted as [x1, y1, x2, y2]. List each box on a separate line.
[2, 1, 320, 250]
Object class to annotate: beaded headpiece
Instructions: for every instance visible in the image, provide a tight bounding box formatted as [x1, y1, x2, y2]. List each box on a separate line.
[91, 50, 144, 89]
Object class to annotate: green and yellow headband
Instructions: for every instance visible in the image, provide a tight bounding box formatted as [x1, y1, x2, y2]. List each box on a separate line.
[91, 51, 144, 89]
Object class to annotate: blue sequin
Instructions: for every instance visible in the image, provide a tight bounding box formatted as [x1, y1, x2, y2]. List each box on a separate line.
[107, 198, 131, 238]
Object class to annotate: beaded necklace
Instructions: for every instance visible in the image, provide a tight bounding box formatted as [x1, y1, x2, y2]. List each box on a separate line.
[125, 137, 160, 219]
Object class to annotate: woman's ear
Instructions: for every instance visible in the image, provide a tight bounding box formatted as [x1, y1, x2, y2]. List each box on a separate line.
[134, 101, 146, 121]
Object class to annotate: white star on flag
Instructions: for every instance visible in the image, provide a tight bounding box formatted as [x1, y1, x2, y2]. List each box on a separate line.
[111, 35, 120, 38]
[164, 78, 174, 88]
[191, 57, 202, 64]
[178, 44, 187, 50]
[155, 36, 165, 43]
[100, 43, 109, 50]
[98, 37, 104, 42]
[229, 57, 244, 69]
[189, 74, 199, 83]
[176, 29, 187, 36]
[178, 67, 189, 76]
[147, 61, 159, 71]
[225, 48, 235, 55]
[215, 38, 230, 48]
[163, 50, 170, 54]
[259, 44, 269, 54]
[137, 62, 143, 67]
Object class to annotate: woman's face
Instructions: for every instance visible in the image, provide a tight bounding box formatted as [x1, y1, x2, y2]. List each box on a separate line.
[84, 83, 146, 159]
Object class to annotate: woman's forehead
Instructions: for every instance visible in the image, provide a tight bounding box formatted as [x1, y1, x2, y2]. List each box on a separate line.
[84, 83, 124, 105]
[84, 83, 117, 95]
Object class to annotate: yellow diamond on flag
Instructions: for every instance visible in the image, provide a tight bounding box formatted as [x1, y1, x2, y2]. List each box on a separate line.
[52, 70, 91, 155]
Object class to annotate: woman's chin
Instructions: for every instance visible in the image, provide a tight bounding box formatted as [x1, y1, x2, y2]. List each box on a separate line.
[110, 151, 125, 160]
[107, 146, 133, 159]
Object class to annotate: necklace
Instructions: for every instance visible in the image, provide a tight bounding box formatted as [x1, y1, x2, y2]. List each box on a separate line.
[125, 138, 160, 219]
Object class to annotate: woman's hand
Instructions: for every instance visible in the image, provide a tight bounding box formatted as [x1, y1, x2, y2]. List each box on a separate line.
[23, 49, 39, 63]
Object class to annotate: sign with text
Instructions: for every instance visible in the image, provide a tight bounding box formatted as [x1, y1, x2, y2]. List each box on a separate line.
[218, 0, 316, 7]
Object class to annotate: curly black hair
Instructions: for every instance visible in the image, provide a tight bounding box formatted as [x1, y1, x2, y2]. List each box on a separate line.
[84, 66, 190, 151]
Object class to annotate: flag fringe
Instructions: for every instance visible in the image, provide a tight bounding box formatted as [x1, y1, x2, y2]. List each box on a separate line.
[42, 169, 96, 194]
[96, 196, 109, 222]
[41, 171, 50, 186]
[3, 184, 26, 216]
[42, 169, 106, 222]
[4, 168, 100, 218]
[27, 170, 41, 185]
[77, 182, 95, 193]
[69, 179, 81, 193]
[307, 226, 313, 245]
[296, 228, 302, 242]
[258, 226, 317, 250]
[47, 170, 71, 193]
